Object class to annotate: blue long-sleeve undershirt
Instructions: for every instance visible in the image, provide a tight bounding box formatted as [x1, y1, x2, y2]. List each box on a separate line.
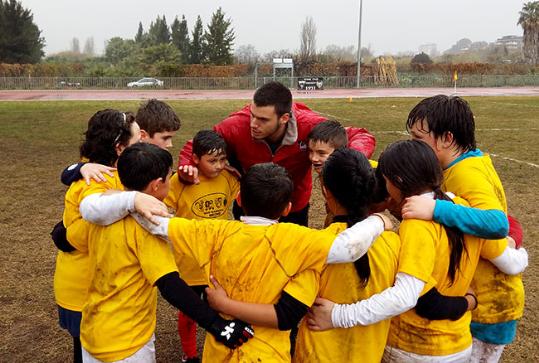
[433, 148, 509, 239]
[433, 200, 508, 239]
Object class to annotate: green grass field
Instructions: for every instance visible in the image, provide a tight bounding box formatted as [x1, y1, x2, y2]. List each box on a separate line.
[0, 96, 537, 361]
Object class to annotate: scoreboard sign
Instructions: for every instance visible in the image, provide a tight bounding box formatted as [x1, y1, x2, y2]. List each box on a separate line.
[297, 77, 324, 90]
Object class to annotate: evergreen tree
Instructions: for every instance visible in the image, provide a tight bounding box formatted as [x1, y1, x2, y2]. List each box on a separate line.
[148, 15, 170, 45]
[0, 0, 45, 63]
[203, 7, 235, 65]
[104, 37, 138, 64]
[189, 15, 205, 64]
[135, 22, 145, 43]
[178, 15, 190, 63]
[171, 16, 181, 48]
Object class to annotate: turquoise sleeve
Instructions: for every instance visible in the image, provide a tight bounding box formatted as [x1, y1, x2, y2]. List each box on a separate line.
[433, 199, 508, 239]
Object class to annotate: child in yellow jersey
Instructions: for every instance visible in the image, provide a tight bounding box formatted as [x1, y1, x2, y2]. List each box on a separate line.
[50, 109, 141, 363]
[164, 130, 240, 362]
[60, 99, 181, 186]
[402, 95, 527, 362]
[80, 161, 391, 363]
[308, 140, 527, 362]
[293, 148, 401, 362]
[68, 143, 253, 363]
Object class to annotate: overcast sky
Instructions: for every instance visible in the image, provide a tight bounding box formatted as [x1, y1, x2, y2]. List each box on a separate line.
[21, 0, 526, 56]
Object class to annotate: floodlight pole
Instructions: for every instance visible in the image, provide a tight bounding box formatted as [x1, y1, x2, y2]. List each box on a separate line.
[356, 0, 363, 88]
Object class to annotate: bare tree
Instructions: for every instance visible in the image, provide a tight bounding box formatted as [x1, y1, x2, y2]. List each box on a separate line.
[234, 44, 259, 64]
[83, 37, 95, 56]
[71, 37, 80, 53]
[299, 16, 317, 63]
[322, 44, 356, 62]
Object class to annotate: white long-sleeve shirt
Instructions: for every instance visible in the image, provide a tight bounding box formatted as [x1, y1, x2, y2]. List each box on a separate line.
[79, 191, 385, 264]
[331, 245, 528, 328]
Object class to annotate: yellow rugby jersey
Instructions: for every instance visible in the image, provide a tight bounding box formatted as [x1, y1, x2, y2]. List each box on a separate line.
[387, 218, 507, 356]
[167, 218, 335, 363]
[73, 216, 178, 362]
[295, 223, 401, 363]
[54, 171, 122, 311]
[163, 170, 239, 286]
[443, 154, 524, 323]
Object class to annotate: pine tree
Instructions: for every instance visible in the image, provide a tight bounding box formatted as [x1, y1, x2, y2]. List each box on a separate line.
[189, 15, 205, 64]
[148, 15, 170, 45]
[171, 16, 190, 63]
[0, 0, 45, 63]
[135, 22, 145, 43]
[203, 7, 235, 65]
[178, 15, 190, 63]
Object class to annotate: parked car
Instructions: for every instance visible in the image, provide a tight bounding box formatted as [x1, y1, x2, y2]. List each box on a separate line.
[58, 81, 82, 88]
[127, 77, 164, 88]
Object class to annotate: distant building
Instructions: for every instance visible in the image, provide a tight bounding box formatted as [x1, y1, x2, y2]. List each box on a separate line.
[418, 43, 438, 57]
[469, 41, 489, 51]
[495, 35, 523, 50]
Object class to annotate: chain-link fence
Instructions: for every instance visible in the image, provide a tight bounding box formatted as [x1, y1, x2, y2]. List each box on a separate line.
[0, 74, 538, 90]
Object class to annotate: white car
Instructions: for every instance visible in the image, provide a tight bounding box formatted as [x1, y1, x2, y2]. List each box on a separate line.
[127, 77, 164, 88]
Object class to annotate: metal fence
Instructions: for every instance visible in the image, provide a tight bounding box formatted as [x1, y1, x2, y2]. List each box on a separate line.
[0, 74, 538, 90]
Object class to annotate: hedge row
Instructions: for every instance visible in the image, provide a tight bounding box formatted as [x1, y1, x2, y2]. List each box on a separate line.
[0, 62, 536, 78]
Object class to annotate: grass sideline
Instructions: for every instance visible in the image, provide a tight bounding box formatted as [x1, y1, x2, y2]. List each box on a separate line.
[0, 96, 537, 362]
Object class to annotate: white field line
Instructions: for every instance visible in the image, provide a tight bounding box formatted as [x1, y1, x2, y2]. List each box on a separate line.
[488, 153, 539, 169]
[319, 111, 539, 168]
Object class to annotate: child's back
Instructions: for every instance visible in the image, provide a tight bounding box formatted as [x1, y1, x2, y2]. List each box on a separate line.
[387, 214, 506, 356]
[167, 218, 335, 361]
[295, 226, 400, 362]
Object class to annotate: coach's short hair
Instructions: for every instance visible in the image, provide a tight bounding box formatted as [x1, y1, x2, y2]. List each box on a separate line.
[136, 99, 180, 136]
[307, 120, 348, 149]
[118, 143, 172, 191]
[240, 163, 293, 219]
[253, 81, 292, 118]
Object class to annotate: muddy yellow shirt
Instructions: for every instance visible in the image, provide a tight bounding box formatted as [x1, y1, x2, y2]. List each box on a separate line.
[164, 171, 239, 285]
[387, 218, 507, 356]
[72, 216, 177, 362]
[54, 171, 122, 311]
[295, 223, 400, 363]
[167, 218, 334, 363]
[443, 154, 524, 323]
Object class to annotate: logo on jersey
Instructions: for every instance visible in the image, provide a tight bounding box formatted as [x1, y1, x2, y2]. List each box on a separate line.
[192, 192, 228, 218]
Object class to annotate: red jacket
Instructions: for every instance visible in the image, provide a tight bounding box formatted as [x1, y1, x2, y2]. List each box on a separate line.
[179, 102, 375, 212]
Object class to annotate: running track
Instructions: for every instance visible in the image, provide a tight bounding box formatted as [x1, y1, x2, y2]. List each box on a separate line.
[0, 87, 538, 101]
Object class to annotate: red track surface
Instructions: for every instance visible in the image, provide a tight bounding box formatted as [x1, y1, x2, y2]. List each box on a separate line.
[0, 87, 538, 101]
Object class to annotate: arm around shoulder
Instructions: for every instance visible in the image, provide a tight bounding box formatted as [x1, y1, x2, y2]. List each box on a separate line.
[327, 214, 389, 264]
[488, 246, 528, 275]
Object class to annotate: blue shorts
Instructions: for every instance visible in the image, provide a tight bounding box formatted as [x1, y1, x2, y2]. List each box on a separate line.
[58, 305, 81, 338]
[470, 320, 518, 345]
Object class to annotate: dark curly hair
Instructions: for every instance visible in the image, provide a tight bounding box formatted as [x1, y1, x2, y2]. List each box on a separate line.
[79, 109, 136, 166]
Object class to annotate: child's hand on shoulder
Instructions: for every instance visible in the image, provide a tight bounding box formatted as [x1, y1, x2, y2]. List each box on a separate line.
[134, 192, 171, 225]
[81, 163, 116, 185]
[206, 275, 230, 313]
[401, 195, 435, 221]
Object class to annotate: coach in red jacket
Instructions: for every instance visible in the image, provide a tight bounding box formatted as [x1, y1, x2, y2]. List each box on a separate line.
[178, 81, 375, 226]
